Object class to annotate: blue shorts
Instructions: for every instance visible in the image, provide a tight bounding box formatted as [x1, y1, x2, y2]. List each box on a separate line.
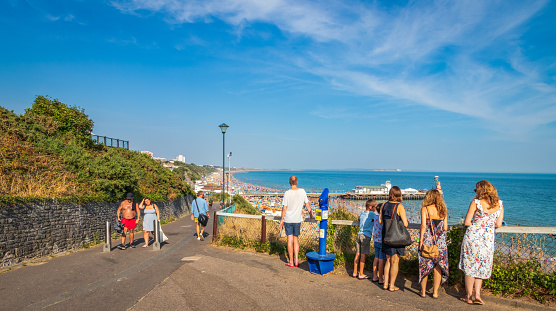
[284, 222, 301, 236]
[374, 242, 386, 260]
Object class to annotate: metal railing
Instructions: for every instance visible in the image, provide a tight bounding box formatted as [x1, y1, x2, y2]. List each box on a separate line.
[213, 212, 556, 272]
[91, 135, 129, 149]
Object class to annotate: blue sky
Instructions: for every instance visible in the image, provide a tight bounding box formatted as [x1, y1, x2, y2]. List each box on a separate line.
[1, 0, 556, 173]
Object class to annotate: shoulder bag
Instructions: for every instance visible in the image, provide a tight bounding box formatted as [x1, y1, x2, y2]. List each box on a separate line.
[195, 198, 209, 227]
[421, 206, 439, 258]
[382, 202, 412, 247]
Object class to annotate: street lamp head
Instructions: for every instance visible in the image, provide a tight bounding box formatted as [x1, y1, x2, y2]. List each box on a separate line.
[219, 123, 229, 134]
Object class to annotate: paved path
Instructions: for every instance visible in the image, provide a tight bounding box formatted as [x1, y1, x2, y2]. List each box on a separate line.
[0, 205, 551, 311]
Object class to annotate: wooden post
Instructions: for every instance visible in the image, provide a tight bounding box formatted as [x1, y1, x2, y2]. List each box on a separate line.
[212, 211, 218, 242]
[261, 215, 266, 244]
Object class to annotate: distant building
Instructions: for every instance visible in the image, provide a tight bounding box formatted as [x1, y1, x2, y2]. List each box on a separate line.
[141, 151, 153, 158]
[175, 154, 186, 163]
[153, 157, 166, 163]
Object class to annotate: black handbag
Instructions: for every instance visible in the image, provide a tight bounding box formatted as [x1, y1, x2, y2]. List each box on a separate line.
[114, 218, 124, 234]
[195, 198, 209, 227]
[382, 202, 412, 247]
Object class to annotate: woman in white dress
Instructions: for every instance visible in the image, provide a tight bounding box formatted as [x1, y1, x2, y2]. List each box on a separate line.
[458, 180, 504, 305]
[139, 198, 160, 247]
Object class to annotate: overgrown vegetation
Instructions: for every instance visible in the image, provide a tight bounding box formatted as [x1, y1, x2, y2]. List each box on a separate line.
[173, 162, 216, 183]
[232, 194, 260, 215]
[0, 96, 194, 204]
[484, 256, 556, 303]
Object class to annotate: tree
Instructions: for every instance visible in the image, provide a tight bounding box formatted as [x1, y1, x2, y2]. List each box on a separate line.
[25, 96, 94, 144]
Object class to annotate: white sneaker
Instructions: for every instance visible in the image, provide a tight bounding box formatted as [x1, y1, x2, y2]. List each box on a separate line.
[197, 237, 201, 240]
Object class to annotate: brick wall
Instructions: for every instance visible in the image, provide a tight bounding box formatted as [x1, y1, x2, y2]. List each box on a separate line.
[0, 195, 193, 267]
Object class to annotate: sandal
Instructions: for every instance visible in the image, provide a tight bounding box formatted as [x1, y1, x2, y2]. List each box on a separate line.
[418, 291, 426, 298]
[459, 297, 473, 304]
[285, 263, 295, 267]
[358, 275, 371, 280]
[142, 244, 148, 248]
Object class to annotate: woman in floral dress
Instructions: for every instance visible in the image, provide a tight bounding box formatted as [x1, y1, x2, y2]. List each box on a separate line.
[459, 180, 505, 305]
[418, 189, 449, 298]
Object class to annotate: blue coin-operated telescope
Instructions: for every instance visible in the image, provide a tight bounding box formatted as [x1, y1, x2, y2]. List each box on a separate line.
[306, 188, 336, 275]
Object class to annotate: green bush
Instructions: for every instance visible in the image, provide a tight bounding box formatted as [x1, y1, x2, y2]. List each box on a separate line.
[484, 260, 556, 303]
[232, 194, 260, 215]
[1, 96, 194, 204]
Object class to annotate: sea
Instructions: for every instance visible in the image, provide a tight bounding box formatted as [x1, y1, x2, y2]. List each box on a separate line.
[233, 170, 556, 227]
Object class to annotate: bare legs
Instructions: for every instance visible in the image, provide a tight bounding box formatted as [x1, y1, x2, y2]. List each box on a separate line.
[420, 265, 442, 297]
[286, 235, 300, 265]
[196, 223, 206, 240]
[383, 254, 400, 291]
[143, 230, 154, 246]
[121, 228, 134, 245]
[372, 258, 384, 282]
[463, 275, 484, 303]
[353, 254, 368, 278]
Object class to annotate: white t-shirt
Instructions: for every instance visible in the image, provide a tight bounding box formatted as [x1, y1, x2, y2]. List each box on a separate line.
[282, 188, 309, 223]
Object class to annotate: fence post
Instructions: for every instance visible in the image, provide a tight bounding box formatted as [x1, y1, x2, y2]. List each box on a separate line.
[261, 215, 266, 244]
[212, 211, 218, 242]
[153, 220, 161, 250]
[103, 221, 111, 252]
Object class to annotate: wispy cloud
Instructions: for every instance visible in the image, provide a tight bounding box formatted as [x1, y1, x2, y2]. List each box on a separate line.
[111, 0, 555, 136]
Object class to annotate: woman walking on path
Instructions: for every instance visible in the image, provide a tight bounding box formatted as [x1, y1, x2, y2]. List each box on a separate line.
[379, 186, 409, 292]
[139, 198, 160, 247]
[459, 180, 504, 305]
[418, 189, 449, 298]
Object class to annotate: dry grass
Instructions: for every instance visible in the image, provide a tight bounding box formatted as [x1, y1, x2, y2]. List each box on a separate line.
[0, 135, 85, 198]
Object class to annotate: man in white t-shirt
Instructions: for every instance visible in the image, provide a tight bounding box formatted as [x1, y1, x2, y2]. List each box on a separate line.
[280, 176, 313, 267]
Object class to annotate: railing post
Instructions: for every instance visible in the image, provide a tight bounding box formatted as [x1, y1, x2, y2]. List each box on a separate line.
[103, 136, 106, 146]
[103, 221, 111, 252]
[117, 139, 120, 148]
[261, 215, 266, 244]
[212, 211, 218, 242]
[153, 220, 161, 250]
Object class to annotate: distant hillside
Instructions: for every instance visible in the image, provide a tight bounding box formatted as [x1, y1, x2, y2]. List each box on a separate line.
[172, 162, 217, 183]
[0, 96, 195, 203]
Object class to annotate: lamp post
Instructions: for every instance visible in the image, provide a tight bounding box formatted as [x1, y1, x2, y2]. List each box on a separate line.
[219, 123, 229, 208]
[227, 152, 232, 205]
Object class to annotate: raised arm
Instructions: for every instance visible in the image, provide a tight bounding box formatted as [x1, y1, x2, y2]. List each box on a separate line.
[495, 203, 504, 229]
[139, 198, 145, 209]
[463, 200, 477, 226]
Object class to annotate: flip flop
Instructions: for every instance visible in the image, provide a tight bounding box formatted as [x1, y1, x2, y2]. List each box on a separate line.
[459, 297, 473, 304]
[358, 275, 371, 280]
[285, 263, 295, 267]
[474, 299, 485, 305]
[388, 287, 400, 292]
[418, 292, 426, 298]
[142, 245, 148, 248]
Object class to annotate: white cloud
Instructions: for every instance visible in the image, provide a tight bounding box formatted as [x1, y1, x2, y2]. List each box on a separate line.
[111, 0, 556, 136]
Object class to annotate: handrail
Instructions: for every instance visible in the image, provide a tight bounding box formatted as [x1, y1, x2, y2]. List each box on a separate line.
[91, 134, 129, 149]
[215, 212, 556, 233]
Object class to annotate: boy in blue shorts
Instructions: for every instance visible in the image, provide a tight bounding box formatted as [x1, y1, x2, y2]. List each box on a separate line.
[353, 199, 377, 279]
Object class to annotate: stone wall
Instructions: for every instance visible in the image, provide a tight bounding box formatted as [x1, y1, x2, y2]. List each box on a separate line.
[0, 195, 193, 267]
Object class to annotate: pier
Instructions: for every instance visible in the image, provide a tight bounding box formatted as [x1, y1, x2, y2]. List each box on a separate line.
[339, 192, 426, 200]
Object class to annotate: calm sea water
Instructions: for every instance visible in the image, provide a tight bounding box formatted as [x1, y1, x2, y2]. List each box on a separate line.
[234, 170, 556, 227]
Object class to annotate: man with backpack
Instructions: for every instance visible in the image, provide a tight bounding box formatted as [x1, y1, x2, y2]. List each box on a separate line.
[191, 191, 210, 241]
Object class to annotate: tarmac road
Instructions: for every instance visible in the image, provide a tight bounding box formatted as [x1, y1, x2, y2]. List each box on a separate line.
[0, 204, 551, 311]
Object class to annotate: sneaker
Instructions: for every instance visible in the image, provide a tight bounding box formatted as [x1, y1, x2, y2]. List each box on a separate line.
[129, 244, 135, 248]
[116, 244, 126, 250]
[197, 237, 201, 240]
[200, 235, 204, 241]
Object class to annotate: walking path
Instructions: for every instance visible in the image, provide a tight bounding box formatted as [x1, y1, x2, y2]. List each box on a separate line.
[0, 204, 551, 311]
